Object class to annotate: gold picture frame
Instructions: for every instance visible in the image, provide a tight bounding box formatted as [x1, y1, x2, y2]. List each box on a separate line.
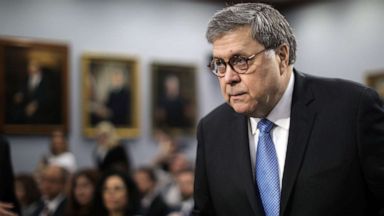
[151, 62, 197, 136]
[82, 53, 140, 138]
[0, 36, 69, 135]
[366, 70, 384, 101]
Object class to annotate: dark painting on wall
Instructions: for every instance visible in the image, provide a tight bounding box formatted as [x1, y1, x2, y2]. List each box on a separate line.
[82, 53, 140, 138]
[151, 62, 197, 136]
[0, 37, 68, 135]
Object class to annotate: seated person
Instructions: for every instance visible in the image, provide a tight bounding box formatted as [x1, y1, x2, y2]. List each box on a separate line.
[33, 165, 69, 216]
[65, 168, 100, 216]
[92, 169, 141, 216]
[94, 121, 131, 173]
[134, 167, 170, 216]
[15, 173, 41, 216]
[36, 129, 77, 174]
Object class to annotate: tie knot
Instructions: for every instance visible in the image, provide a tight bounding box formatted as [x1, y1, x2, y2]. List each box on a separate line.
[257, 119, 274, 133]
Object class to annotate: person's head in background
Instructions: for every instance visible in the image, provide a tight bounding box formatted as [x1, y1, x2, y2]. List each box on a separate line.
[93, 170, 141, 216]
[95, 121, 120, 150]
[15, 174, 41, 208]
[175, 169, 194, 201]
[152, 129, 180, 171]
[133, 167, 157, 196]
[65, 168, 99, 216]
[169, 153, 191, 177]
[207, 3, 295, 118]
[50, 129, 68, 155]
[39, 165, 69, 201]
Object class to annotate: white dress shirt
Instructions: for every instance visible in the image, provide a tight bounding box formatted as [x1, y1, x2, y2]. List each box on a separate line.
[248, 72, 294, 190]
[40, 194, 65, 216]
[47, 152, 77, 173]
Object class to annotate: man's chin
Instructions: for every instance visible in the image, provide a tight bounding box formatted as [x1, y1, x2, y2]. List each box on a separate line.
[230, 103, 250, 115]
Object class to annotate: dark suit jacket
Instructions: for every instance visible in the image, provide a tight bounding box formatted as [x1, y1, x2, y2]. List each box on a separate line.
[96, 144, 131, 173]
[33, 198, 67, 216]
[143, 194, 170, 216]
[193, 71, 384, 216]
[0, 136, 20, 214]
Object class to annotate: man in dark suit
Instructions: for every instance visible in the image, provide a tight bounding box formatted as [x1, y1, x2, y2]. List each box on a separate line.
[193, 3, 384, 216]
[0, 136, 20, 216]
[134, 167, 170, 216]
[33, 165, 68, 216]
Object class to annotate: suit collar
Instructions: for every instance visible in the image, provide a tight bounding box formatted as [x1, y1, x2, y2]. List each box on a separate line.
[228, 108, 265, 216]
[280, 69, 317, 215]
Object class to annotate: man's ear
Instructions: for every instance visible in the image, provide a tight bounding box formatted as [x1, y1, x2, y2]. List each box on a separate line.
[275, 44, 290, 72]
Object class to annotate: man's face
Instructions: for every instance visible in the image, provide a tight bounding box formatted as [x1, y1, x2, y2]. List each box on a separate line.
[177, 172, 194, 200]
[212, 26, 289, 117]
[40, 166, 66, 200]
[51, 131, 66, 154]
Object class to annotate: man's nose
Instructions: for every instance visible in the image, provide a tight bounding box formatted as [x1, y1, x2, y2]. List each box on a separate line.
[223, 66, 241, 84]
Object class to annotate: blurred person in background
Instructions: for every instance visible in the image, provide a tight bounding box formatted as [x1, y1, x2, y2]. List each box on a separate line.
[92, 169, 141, 216]
[0, 135, 20, 216]
[36, 129, 77, 174]
[64, 168, 99, 216]
[134, 167, 170, 216]
[94, 121, 131, 173]
[161, 154, 192, 209]
[168, 169, 195, 216]
[152, 129, 179, 172]
[33, 165, 69, 216]
[15, 174, 41, 216]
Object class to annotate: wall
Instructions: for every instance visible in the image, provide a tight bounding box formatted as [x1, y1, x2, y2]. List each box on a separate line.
[0, 0, 224, 173]
[286, 0, 384, 82]
[1, 0, 384, 173]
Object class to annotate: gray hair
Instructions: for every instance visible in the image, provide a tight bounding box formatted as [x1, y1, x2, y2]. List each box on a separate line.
[206, 3, 296, 65]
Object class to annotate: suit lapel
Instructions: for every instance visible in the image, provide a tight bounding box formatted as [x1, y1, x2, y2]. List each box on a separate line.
[230, 110, 265, 216]
[280, 71, 317, 216]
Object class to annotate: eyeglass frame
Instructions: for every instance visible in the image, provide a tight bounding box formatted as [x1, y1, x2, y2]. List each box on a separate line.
[208, 48, 269, 77]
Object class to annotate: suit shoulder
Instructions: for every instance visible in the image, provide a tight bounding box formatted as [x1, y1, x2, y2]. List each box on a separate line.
[301, 72, 371, 96]
[197, 103, 245, 133]
[305, 74, 368, 91]
[200, 103, 234, 123]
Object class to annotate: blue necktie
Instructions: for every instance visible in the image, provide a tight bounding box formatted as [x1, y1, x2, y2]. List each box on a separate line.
[256, 119, 280, 216]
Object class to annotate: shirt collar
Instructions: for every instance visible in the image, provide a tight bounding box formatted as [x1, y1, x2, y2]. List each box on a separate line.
[44, 193, 65, 213]
[250, 72, 294, 134]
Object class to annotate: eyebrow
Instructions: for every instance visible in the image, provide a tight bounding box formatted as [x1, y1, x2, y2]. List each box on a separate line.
[212, 52, 248, 61]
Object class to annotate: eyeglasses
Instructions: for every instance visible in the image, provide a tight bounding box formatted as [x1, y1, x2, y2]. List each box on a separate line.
[208, 49, 268, 77]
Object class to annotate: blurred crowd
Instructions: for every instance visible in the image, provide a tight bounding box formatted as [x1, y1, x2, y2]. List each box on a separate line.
[2, 121, 195, 216]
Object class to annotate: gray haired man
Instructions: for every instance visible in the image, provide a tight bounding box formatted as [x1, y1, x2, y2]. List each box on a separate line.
[193, 3, 384, 216]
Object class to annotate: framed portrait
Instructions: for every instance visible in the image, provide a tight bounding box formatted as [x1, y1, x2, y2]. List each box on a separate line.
[82, 53, 140, 138]
[151, 62, 197, 136]
[0, 36, 68, 135]
[366, 71, 384, 101]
